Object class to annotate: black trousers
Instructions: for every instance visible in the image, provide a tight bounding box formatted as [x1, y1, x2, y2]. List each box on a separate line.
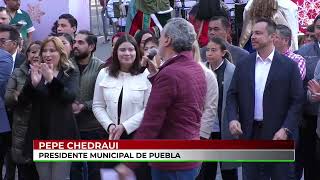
[242, 121, 295, 180]
[17, 163, 39, 180]
[295, 114, 320, 180]
[242, 162, 295, 180]
[196, 132, 238, 180]
[2, 110, 16, 180]
[0, 132, 11, 180]
[4, 149, 16, 180]
[316, 137, 320, 171]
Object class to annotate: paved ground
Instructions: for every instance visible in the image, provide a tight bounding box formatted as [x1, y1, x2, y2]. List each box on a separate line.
[95, 36, 112, 61]
[90, 0, 112, 61]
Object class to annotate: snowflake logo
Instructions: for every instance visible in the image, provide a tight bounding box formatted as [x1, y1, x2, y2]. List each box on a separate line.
[27, 3, 45, 24]
[297, 0, 320, 30]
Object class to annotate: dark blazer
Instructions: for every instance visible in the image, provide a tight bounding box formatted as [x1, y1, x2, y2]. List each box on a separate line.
[14, 53, 26, 69]
[18, 67, 80, 157]
[226, 51, 304, 140]
[0, 49, 13, 133]
[6, 53, 26, 127]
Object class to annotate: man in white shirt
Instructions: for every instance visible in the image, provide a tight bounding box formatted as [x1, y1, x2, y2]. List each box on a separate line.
[226, 18, 303, 179]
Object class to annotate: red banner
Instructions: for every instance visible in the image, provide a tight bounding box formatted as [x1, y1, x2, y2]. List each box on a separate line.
[33, 140, 294, 150]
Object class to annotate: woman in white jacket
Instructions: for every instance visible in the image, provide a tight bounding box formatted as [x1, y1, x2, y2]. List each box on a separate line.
[192, 40, 219, 140]
[93, 34, 151, 140]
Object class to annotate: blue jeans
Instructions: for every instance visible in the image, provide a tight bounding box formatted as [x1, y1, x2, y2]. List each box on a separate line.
[151, 167, 200, 180]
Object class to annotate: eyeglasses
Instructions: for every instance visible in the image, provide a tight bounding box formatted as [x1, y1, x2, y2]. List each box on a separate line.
[0, 38, 14, 45]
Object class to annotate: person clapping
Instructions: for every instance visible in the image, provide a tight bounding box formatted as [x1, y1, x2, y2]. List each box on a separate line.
[18, 37, 79, 180]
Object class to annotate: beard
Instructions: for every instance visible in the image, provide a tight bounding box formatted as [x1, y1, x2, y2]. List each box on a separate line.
[74, 49, 90, 60]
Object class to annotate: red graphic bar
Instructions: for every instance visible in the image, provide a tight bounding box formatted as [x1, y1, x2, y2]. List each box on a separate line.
[33, 140, 294, 150]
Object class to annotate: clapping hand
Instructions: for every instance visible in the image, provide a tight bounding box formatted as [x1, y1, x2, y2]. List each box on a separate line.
[30, 64, 42, 87]
[40, 63, 54, 83]
[13, 90, 20, 101]
[308, 79, 320, 102]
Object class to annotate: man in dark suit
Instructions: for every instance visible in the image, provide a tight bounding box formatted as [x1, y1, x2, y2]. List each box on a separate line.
[0, 48, 13, 179]
[0, 24, 25, 180]
[226, 18, 304, 179]
[200, 16, 249, 63]
[0, 48, 13, 133]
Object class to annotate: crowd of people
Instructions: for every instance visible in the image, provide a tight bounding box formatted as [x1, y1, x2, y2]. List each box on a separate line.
[0, 0, 320, 180]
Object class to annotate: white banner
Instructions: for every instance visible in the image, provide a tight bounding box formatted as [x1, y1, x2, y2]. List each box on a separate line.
[33, 149, 294, 162]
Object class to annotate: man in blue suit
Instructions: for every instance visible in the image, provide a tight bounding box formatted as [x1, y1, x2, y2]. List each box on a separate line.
[0, 48, 12, 133]
[0, 48, 13, 167]
[226, 18, 304, 179]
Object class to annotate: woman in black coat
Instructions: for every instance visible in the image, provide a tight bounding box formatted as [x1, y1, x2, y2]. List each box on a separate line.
[18, 36, 80, 180]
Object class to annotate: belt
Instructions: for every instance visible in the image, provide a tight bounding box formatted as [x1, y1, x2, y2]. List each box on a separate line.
[253, 120, 264, 128]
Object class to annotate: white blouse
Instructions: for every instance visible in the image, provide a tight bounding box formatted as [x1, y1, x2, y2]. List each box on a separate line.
[92, 68, 151, 134]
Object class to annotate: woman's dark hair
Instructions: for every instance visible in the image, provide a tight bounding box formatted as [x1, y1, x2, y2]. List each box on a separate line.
[25, 40, 42, 63]
[209, 36, 233, 63]
[50, 20, 58, 35]
[52, 33, 74, 58]
[134, 29, 154, 47]
[143, 37, 159, 48]
[54, 33, 74, 46]
[195, 0, 228, 20]
[109, 34, 142, 77]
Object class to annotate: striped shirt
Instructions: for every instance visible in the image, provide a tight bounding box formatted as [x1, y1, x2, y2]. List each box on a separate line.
[284, 49, 306, 80]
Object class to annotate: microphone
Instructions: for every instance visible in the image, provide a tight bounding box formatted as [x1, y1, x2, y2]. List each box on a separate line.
[140, 48, 158, 73]
[147, 48, 158, 60]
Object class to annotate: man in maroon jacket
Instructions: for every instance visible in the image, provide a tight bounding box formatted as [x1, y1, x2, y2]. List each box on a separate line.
[116, 17, 207, 180]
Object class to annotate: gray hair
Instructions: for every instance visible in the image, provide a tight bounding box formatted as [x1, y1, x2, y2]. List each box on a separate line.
[276, 24, 292, 46]
[162, 18, 197, 53]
